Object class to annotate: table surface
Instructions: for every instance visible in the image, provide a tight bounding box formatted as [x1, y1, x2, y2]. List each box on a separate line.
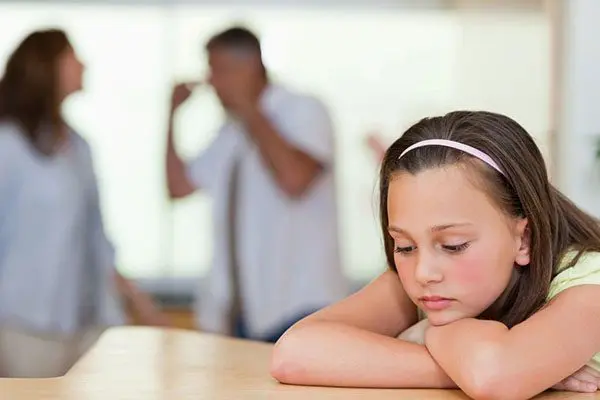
[0, 327, 593, 399]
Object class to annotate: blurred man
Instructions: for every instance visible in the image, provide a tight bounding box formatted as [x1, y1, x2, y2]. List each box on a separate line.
[166, 27, 348, 342]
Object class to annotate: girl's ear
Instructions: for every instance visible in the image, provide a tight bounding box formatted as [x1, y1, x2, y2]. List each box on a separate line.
[515, 218, 531, 267]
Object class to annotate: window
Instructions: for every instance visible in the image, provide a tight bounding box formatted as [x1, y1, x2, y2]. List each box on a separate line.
[0, 2, 551, 283]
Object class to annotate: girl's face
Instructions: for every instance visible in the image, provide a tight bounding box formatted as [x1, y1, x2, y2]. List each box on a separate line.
[387, 165, 530, 326]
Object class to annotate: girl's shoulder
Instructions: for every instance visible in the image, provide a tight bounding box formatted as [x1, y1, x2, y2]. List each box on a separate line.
[548, 250, 600, 300]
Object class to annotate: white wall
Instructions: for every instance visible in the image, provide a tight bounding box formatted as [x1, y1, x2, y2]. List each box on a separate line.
[0, 0, 446, 7]
[556, 0, 600, 216]
[0, 3, 551, 281]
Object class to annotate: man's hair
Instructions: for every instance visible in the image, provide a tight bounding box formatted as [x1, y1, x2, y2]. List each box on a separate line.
[205, 26, 262, 56]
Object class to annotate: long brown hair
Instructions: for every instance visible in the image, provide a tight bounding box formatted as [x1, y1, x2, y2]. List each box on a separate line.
[0, 29, 71, 154]
[380, 111, 600, 328]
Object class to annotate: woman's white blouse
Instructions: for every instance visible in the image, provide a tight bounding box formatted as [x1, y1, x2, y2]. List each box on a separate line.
[0, 121, 125, 335]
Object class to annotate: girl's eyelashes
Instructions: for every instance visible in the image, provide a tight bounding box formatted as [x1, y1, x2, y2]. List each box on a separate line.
[393, 242, 471, 255]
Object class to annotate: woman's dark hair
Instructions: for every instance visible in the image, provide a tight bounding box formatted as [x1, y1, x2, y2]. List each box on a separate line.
[380, 111, 600, 328]
[0, 29, 71, 154]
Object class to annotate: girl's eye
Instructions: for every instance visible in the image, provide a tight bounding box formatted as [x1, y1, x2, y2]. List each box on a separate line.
[442, 242, 470, 253]
[394, 245, 415, 255]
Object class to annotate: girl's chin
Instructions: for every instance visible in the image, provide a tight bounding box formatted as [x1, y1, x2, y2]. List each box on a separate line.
[426, 311, 473, 327]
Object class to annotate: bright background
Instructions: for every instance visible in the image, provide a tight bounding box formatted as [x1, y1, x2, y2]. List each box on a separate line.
[0, 1, 551, 285]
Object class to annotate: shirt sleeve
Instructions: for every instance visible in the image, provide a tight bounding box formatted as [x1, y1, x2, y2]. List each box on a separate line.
[78, 136, 126, 326]
[0, 136, 12, 211]
[277, 96, 335, 166]
[0, 129, 20, 227]
[88, 174, 117, 272]
[548, 251, 600, 300]
[74, 136, 117, 271]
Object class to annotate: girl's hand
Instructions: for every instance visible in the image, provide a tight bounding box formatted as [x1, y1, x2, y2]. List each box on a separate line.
[552, 365, 600, 393]
[417, 315, 599, 396]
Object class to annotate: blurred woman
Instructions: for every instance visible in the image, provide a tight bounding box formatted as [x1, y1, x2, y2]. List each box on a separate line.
[0, 28, 168, 378]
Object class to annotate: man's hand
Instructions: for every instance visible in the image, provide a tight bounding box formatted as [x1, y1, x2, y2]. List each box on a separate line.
[552, 365, 600, 393]
[219, 70, 258, 117]
[170, 81, 201, 112]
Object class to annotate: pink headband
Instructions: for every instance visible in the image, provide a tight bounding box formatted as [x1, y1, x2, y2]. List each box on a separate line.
[398, 139, 504, 176]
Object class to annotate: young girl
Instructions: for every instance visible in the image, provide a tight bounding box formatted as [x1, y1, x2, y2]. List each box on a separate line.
[0, 29, 169, 377]
[271, 111, 600, 399]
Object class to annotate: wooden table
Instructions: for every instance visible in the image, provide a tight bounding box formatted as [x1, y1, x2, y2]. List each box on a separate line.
[0, 327, 591, 399]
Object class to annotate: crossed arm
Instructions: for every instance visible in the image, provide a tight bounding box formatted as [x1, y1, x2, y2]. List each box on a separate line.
[271, 271, 455, 389]
[426, 284, 600, 399]
[271, 270, 600, 399]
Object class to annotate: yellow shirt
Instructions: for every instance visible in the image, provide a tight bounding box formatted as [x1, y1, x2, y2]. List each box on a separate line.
[548, 250, 600, 371]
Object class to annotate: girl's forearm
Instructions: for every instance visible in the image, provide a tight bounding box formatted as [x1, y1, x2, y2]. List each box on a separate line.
[271, 321, 455, 389]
